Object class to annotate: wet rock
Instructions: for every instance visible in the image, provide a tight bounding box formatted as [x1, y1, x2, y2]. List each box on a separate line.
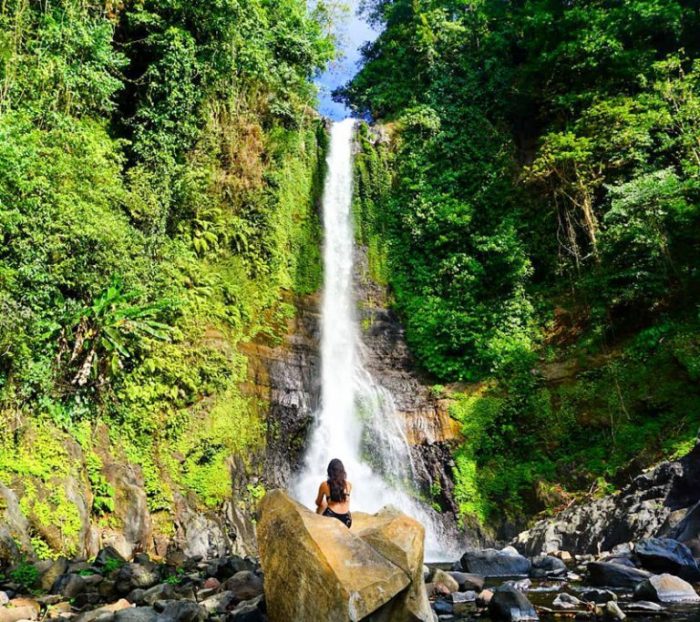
[625, 601, 664, 613]
[552, 593, 582, 609]
[587, 562, 652, 588]
[450, 591, 476, 603]
[552, 551, 573, 563]
[221, 571, 263, 603]
[488, 585, 538, 622]
[530, 555, 566, 578]
[633, 537, 700, 581]
[605, 601, 626, 620]
[448, 572, 484, 592]
[461, 547, 531, 577]
[141, 584, 176, 607]
[503, 579, 531, 592]
[633, 573, 700, 603]
[157, 600, 205, 621]
[202, 577, 220, 590]
[431, 569, 459, 593]
[51, 573, 87, 598]
[74, 599, 132, 622]
[582, 589, 617, 604]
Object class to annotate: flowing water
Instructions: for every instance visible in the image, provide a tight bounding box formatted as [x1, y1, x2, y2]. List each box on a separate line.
[293, 118, 456, 561]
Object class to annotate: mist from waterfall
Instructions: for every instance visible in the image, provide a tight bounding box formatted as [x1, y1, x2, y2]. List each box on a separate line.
[292, 119, 455, 561]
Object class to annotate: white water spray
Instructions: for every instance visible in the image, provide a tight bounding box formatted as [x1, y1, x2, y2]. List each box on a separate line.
[293, 119, 455, 560]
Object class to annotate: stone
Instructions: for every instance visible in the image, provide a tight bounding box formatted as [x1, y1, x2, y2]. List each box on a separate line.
[582, 589, 617, 604]
[433, 600, 453, 615]
[476, 589, 494, 606]
[257, 489, 432, 622]
[587, 562, 652, 588]
[488, 585, 539, 622]
[633, 573, 700, 603]
[553, 551, 573, 563]
[51, 573, 87, 598]
[448, 572, 484, 592]
[552, 593, 582, 609]
[121, 564, 159, 590]
[114, 607, 158, 622]
[141, 584, 176, 606]
[202, 577, 220, 591]
[228, 595, 265, 622]
[74, 599, 132, 622]
[431, 570, 459, 594]
[633, 538, 700, 581]
[40, 558, 69, 592]
[95, 547, 126, 569]
[221, 572, 262, 603]
[671, 501, 700, 557]
[530, 555, 567, 578]
[200, 591, 236, 614]
[0, 592, 9, 605]
[461, 547, 531, 577]
[156, 600, 204, 621]
[605, 601, 626, 621]
[625, 601, 664, 613]
[0, 606, 39, 622]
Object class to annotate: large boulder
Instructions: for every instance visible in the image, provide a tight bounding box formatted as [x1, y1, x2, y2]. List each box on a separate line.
[634, 538, 700, 581]
[587, 562, 652, 588]
[461, 547, 531, 577]
[257, 489, 433, 622]
[633, 574, 700, 603]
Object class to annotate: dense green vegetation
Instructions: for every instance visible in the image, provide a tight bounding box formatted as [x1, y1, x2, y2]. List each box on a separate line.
[0, 0, 332, 555]
[349, 0, 700, 527]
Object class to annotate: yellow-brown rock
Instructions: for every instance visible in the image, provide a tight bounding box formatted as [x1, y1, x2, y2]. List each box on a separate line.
[257, 490, 434, 622]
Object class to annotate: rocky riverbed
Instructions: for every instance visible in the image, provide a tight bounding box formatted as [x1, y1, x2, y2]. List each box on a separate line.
[2, 528, 700, 621]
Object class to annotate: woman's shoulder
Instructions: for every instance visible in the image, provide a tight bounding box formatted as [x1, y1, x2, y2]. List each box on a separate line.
[319, 480, 330, 491]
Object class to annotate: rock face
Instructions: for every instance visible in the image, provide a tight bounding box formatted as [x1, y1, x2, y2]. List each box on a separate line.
[257, 489, 433, 622]
[513, 440, 700, 555]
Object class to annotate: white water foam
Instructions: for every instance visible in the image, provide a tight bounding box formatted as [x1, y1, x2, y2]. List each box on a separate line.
[292, 119, 457, 561]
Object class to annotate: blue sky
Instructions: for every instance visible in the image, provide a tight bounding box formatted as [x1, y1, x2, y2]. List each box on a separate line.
[315, 2, 378, 120]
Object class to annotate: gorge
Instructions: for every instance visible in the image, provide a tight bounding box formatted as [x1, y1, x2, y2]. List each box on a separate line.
[1, 0, 700, 620]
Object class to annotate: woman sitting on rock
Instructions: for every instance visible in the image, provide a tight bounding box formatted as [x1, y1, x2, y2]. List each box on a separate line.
[316, 458, 352, 528]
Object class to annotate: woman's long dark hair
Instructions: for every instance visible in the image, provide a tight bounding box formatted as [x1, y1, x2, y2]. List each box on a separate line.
[327, 458, 348, 502]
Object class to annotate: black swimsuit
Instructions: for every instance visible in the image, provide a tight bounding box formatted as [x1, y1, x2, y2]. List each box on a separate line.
[323, 506, 352, 528]
[323, 482, 352, 528]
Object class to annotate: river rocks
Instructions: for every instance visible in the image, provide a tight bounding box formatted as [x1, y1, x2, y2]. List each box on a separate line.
[605, 600, 626, 620]
[461, 547, 531, 577]
[587, 562, 652, 588]
[221, 571, 263, 603]
[430, 569, 459, 593]
[552, 593, 582, 609]
[40, 557, 69, 592]
[228, 595, 266, 622]
[488, 585, 539, 622]
[95, 546, 127, 569]
[51, 573, 87, 598]
[530, 555, 567, 578]
[634, 537, 700, 580]
[114, 607, 158, 622]
[257, 489, 432, 622]
[582, 589, 617, 604]
[448, 572, 484, 591]
[513, 441, 700, 556]
[633, 573, 700, 603]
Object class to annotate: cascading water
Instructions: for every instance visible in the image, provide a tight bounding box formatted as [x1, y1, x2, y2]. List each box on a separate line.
[293, 118, 455, 560]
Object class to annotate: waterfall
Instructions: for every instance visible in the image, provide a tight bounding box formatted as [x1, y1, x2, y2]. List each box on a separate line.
[293, 119, 455, 561]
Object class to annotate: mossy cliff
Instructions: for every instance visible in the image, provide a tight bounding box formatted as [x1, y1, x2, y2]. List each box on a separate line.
[0, 0, 331, 560]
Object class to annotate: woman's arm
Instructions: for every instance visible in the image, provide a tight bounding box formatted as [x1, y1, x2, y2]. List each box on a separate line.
[315, 482, 327, 514]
